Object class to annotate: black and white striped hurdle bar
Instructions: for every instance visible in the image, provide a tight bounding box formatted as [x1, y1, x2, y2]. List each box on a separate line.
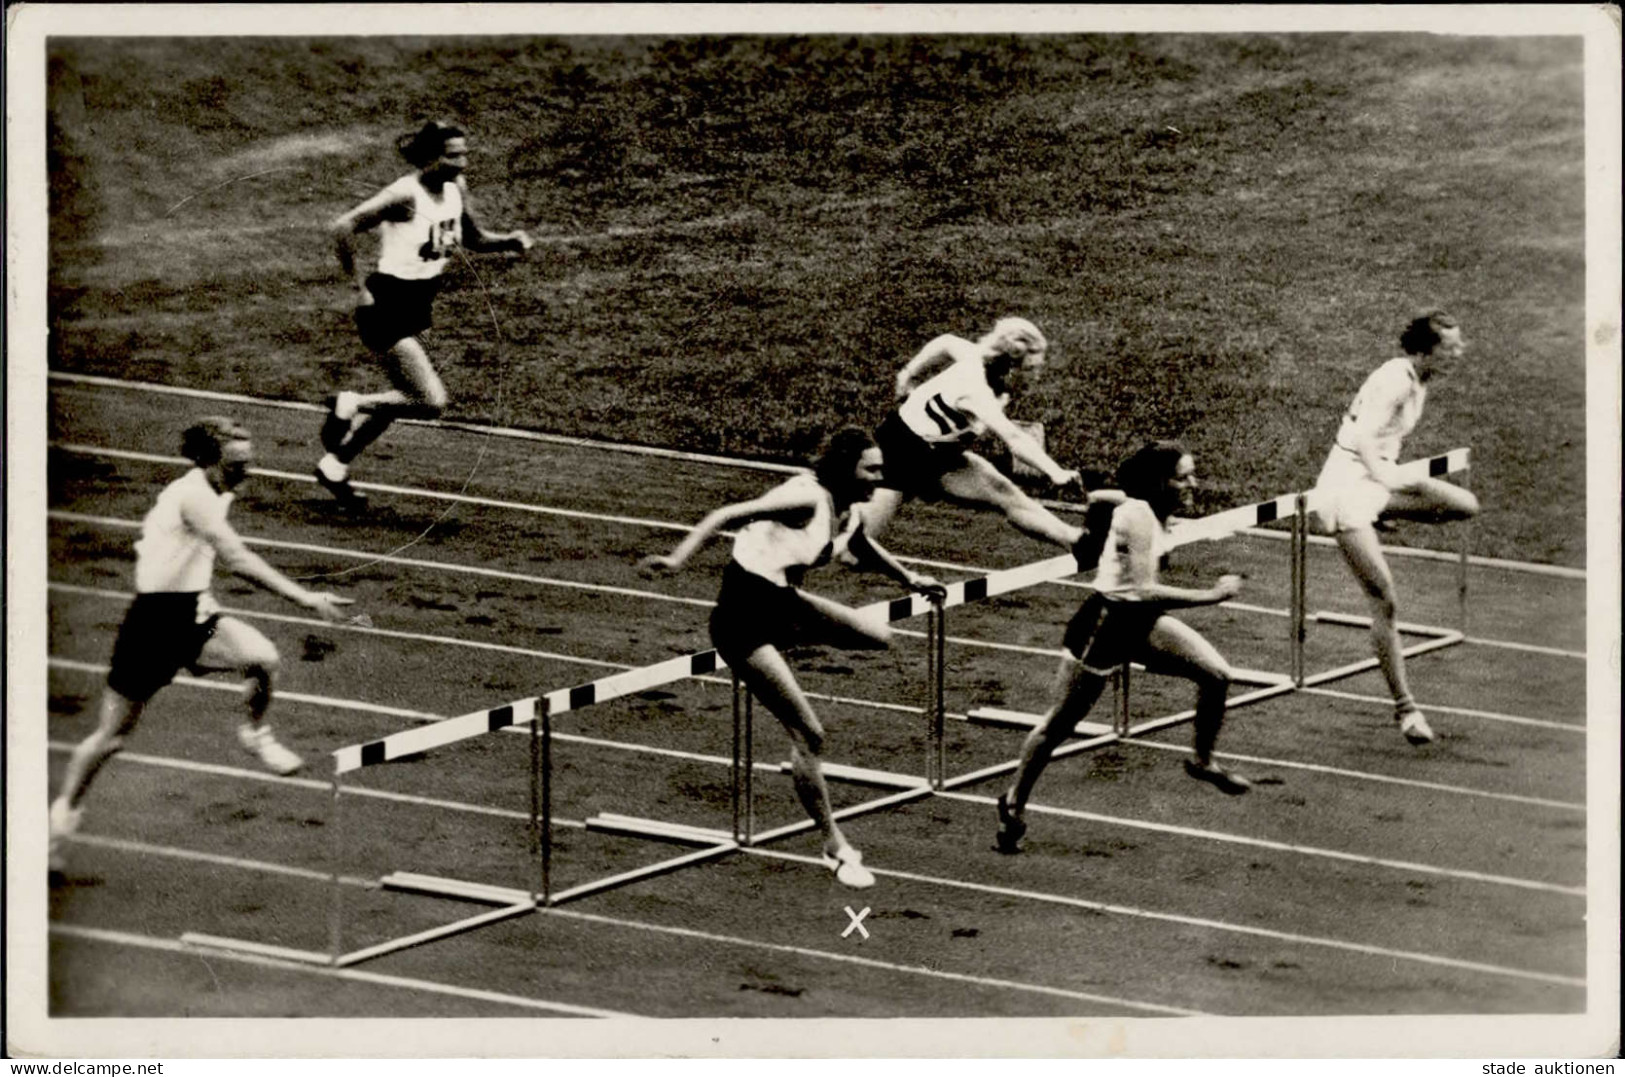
[869, 448, 1468, 621]
[331, 649, 728, 774]
[330, 447, 1469, 775]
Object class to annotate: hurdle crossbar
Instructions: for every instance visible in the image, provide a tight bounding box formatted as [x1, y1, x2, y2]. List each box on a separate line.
[329, 449, 1470, 776]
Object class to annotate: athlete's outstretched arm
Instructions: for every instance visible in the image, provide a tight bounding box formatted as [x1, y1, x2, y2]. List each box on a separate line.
[183, 502, 353, 622]
[1111, 502, 1241, 609]
[968, 402, 1080, 488]
[843, 523, 944, 599]
[458, 181, 533, 254]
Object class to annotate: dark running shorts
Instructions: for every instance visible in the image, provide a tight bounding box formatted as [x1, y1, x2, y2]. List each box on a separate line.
[873, 411, 971, 499]
[106, 592, 220, 703]
[1060, 593, 1164, 672]
[355, 272, 443, 353]
[709, 561, 825, 667]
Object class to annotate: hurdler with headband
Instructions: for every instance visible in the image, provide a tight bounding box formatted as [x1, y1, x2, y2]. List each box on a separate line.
[315, 119, 535, 511]
[50, 417, 355, 877]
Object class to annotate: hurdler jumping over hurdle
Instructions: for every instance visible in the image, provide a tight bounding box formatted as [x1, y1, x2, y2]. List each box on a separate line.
[642, 428, 945, 889]
[994, 441, 1252, 856]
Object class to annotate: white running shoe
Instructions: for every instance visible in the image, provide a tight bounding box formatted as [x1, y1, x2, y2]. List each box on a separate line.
[822, 845, 876, 889]
[239, 724, 304, 775]
[1397, 709, 1435, 745]
[49, 798, 82, 874]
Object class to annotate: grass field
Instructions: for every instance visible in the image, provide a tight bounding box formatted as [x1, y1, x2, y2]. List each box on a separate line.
[44, 32, 1586, 563]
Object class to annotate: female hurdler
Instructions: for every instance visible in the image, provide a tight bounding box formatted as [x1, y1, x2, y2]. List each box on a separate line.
[995, 441, 1250, 855]
[1311, 311, 1479, 745]
[51, 418, 353, 875]
[643, 429, 944, 888]
[316, 120, 533, 510]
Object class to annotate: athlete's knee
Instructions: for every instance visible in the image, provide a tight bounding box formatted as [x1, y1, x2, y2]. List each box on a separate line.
[400, 396, 444, 420]
[418, 387, 448, 415]
[1455, 488, 1480, 519]
[788, 727, 825, 760]
[83, 727, 127, 762]
[1195, 664, 1232, 696]
[1367, 590, 1399, 623]
[245, 660, 278, 692]
[858, 616, 892, 649]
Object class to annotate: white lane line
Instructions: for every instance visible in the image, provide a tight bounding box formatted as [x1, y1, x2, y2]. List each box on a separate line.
[64, 833, 377, 887]
[1232, 522, 1588, 580]
[935, 791, 1582, 897]
[49, 744, 1584, 995]
[49, 371, 1588, 579]
[1464, 637, 1586, 660]
[49, 370, 802, 475]
[48, 658, 1581, 898]
[56, 838, 1200, 1017]
[1302, 687, 1584, 734]
[44, 741, 591, 830]
[52, 446, 1583, 660]
[49, 511, 716, 609]
[54, 583, 1581, 806]
[51, 923, 639, 1019]
[52, 441, 1058, 589]
[541, 907, 1207, 1017]
[54, 443, 693, 535]
[743, 849, 1585, 990]
[51, 581, 923, 721]
[1121, 738, 1584, 813]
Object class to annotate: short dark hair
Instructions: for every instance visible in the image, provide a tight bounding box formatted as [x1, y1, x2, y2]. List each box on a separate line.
[1399, 310, 1459, 356]
[181, 416, 250, 467]
[397, 120, 466, 168]
[1114, 440, 1188, 505]
[813, 426, 878, 503]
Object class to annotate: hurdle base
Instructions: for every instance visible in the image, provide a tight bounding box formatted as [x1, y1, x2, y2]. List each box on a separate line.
[774, 760, 929, 789]
[967, 707, 1113, 737]
[548, 841, 739, 906]
[380, 871, 533, 905]
[335, 897, 537, 967]
[585, 812, 735, 846]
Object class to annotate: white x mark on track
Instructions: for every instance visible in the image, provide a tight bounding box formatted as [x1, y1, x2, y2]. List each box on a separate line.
[841, 905, 871, 939]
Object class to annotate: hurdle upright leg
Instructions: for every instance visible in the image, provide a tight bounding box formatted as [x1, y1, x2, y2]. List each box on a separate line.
[1113, 663, 1131, 737]
[540, 699, 552, 905]
[931, 598, 946, 790]
[1292, 492, 1309, 687]
[328, 771, 344, 965]
[731, 675, 755, 846]
[923, 605, 937, 788]
[1457, 465, 1472, 635]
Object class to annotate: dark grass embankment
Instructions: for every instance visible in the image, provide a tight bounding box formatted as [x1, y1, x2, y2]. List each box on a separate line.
[46, 34, 1586, 563]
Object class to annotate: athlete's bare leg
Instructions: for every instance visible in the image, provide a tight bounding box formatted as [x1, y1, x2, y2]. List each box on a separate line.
[937, 454, 1083, 548]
